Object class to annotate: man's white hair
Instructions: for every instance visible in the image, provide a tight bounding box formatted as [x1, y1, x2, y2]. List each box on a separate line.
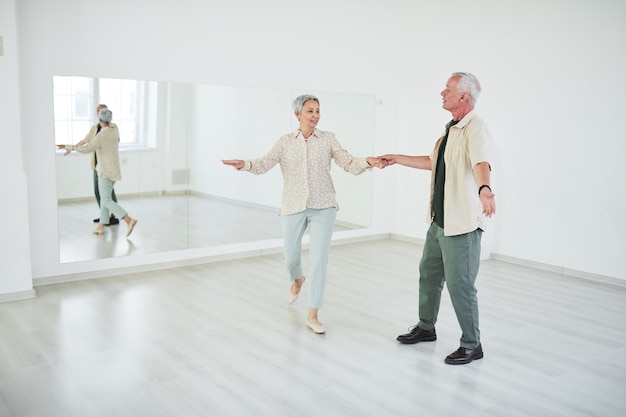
[452, 72, 481, 105]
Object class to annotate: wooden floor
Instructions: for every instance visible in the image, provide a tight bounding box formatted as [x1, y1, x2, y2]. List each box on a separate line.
[1, 239, 625, 416]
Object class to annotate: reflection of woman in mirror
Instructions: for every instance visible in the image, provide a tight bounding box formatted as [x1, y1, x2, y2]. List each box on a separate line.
[57, 108, 138, 238]
[77, 104, 120, 226]
[223, 94, 386, 334]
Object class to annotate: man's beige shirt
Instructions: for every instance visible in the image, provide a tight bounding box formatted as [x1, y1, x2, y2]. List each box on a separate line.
[428, 110, 494, 236]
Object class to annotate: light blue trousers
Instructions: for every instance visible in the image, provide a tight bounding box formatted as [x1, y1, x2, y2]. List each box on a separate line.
[417, 222, 482, 348]
[282, 208, 336, 309]
[98, 176, 127, 225]
[93, 169, 117, 208]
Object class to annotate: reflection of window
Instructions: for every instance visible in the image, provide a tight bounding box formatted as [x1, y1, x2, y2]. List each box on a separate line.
[53, 76, 156, 148]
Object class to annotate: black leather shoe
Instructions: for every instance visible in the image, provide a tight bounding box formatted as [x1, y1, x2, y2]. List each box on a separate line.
[396, 325, 437, 344]
[444, 344, 483, 365]
[94, 217, 120, 226]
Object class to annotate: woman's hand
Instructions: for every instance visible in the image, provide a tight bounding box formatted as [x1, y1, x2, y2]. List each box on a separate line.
[222, 159, 245, 170]
[366, 157, 388, 168]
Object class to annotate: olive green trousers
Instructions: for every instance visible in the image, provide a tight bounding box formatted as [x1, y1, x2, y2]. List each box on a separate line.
[417, 222, 482, 348]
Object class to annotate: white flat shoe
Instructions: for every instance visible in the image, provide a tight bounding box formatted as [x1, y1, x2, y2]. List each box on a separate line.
[288, 277, 305, 305]
[126, 218, 137, 238]
[306, 320, 326, 334]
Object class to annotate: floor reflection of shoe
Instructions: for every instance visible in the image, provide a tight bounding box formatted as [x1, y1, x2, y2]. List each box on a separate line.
[126, 218, 137, 237]
[92, 228, 104, 235]
[109, 216, 120, 225]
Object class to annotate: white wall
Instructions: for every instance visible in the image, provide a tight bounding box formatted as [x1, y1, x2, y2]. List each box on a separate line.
[2, 0, 624, 299]
[389, 0, 626, 279]
[0, 0, 35, 300]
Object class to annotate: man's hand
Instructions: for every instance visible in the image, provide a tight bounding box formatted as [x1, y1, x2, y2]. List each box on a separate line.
[479, 187, 496, 217]
[378, 154, 397, 167]
[57, 144, 71, 156]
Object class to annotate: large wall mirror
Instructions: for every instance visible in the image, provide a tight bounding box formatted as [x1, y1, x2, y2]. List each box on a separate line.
[55, 77, 376, 263]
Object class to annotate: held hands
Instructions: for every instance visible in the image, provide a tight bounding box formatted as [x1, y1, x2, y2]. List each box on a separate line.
[377, 154, 397, 167]
[222, 159, 245, 170]
[366, 157, 388, 168]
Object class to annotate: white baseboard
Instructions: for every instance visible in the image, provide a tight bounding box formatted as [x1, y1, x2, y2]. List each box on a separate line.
[489, 253, 626, 288]
[34, 246, 286, 287]
[35, 232, 391, 287]
[0, 289, 37, 303]
[389, 233, 425, 246]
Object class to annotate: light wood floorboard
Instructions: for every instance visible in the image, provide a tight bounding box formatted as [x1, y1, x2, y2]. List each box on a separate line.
[1, 239, 625, 416]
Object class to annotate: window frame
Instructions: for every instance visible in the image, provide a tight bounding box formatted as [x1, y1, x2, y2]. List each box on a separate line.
[53, 76, 156, 150]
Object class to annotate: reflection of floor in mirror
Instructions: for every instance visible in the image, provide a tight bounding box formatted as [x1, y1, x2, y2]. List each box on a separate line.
[57, 194, 357, 263]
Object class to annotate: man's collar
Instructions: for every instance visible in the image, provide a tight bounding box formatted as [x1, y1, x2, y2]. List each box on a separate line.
[451, 109, 476, 128]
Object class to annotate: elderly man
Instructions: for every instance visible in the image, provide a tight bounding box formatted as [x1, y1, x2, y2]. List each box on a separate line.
[381, 72, 496, 365]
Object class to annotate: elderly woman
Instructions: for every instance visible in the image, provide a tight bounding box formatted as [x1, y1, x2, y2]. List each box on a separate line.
[59, 108, 137, 237]
[223, 94, 385, 334]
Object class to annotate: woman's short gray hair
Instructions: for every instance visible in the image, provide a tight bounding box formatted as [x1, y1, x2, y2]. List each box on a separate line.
[292, 94, 319, 115]
[452, 72, 481, 105]
[98, 108, 113, 123]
